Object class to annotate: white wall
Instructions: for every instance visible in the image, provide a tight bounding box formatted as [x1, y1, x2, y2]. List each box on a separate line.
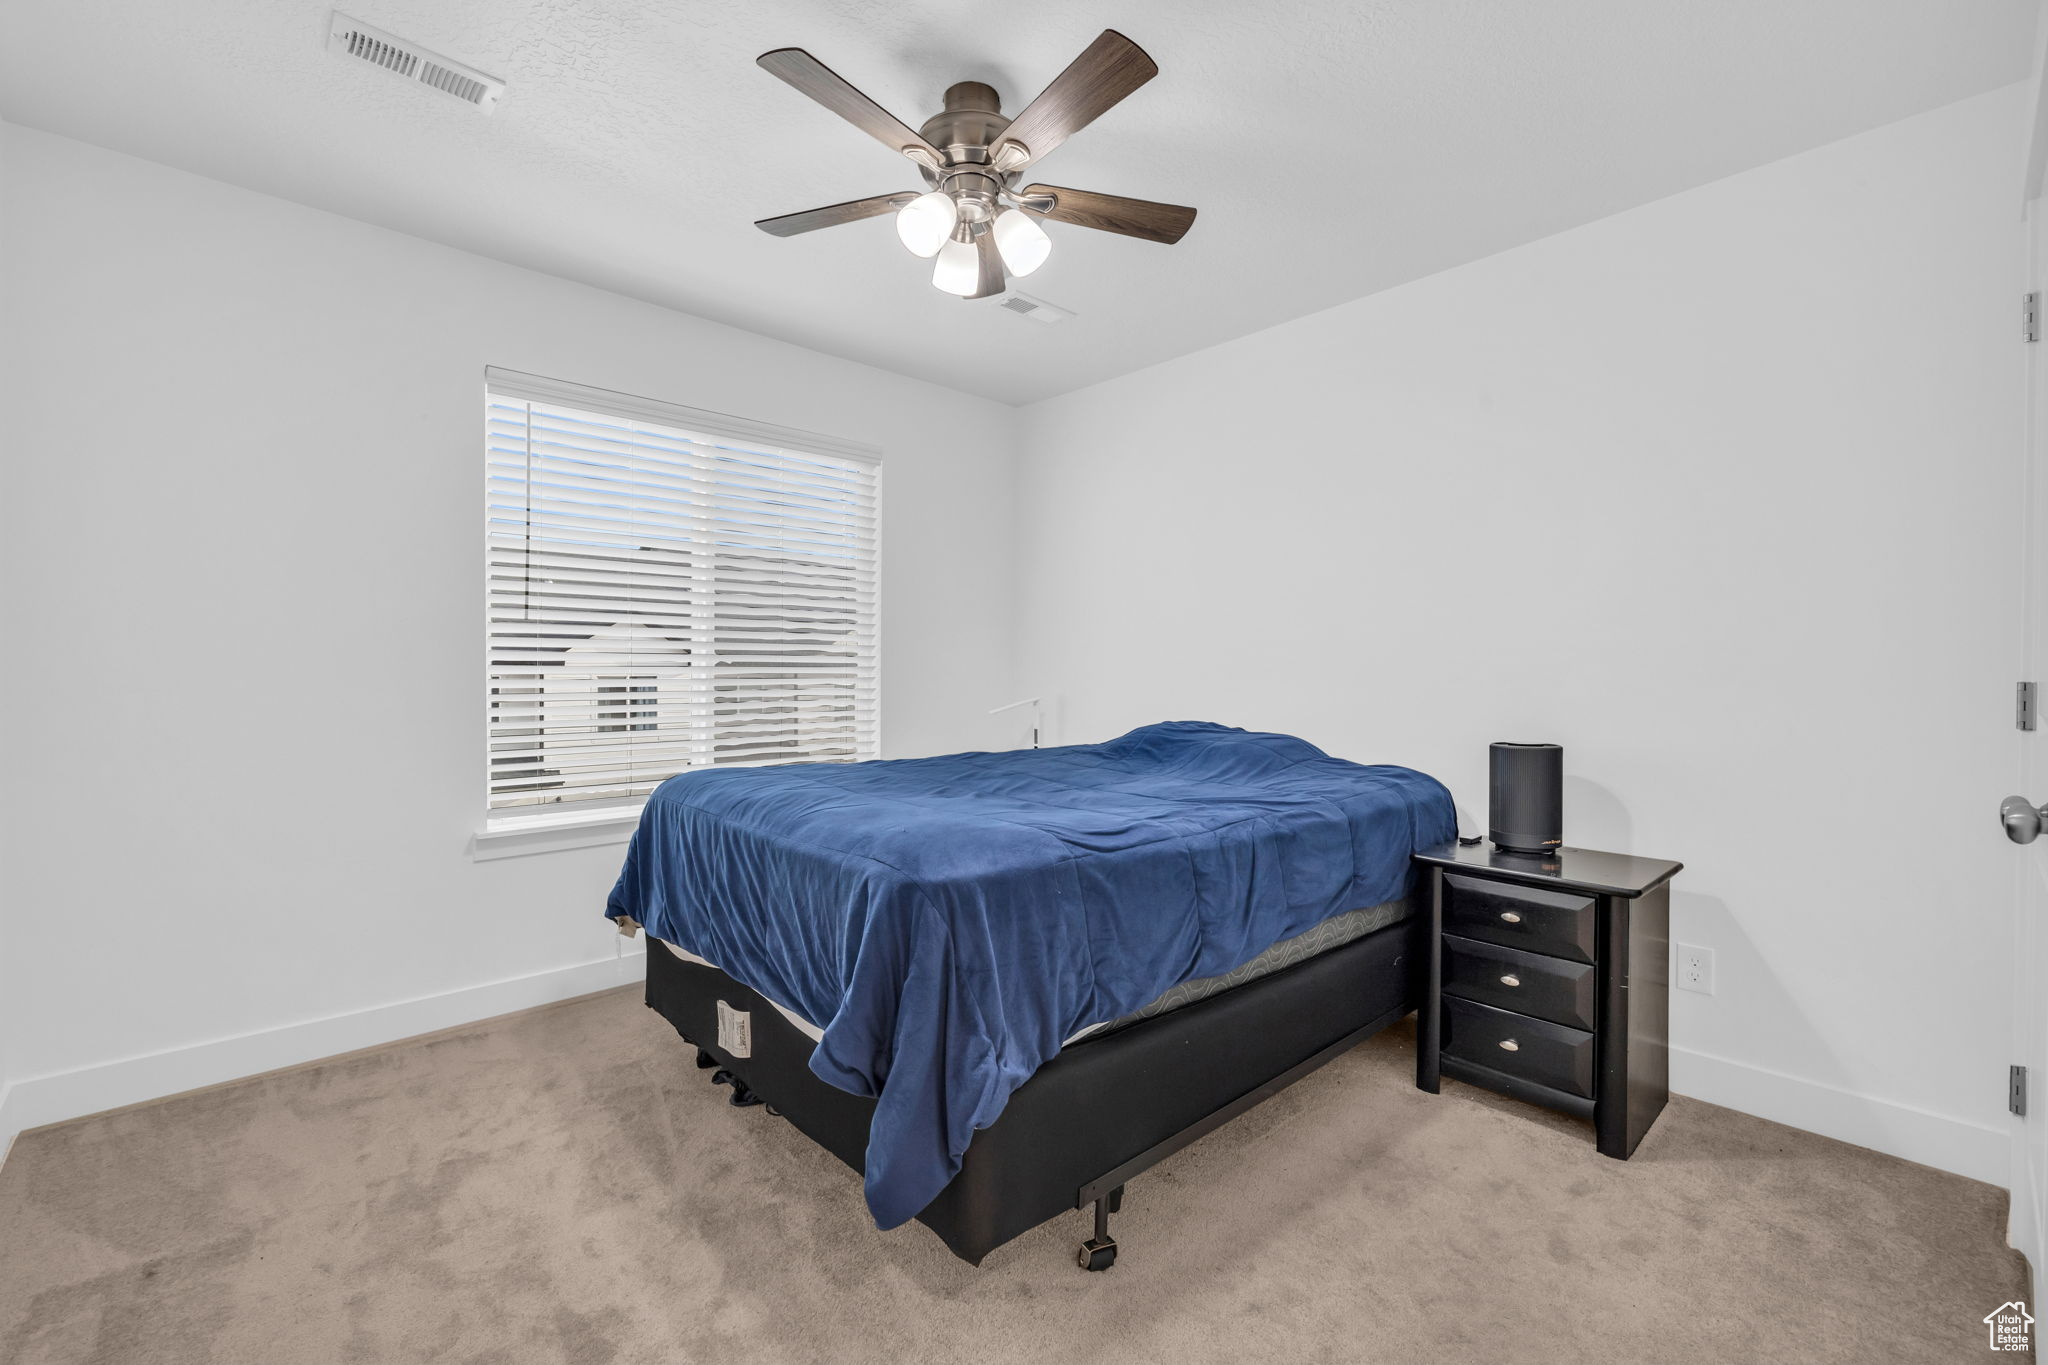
[1012, 87, 2027, 1182]
[0, 125, 1015, 1145]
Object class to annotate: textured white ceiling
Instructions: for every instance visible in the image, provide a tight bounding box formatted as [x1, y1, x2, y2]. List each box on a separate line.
[1, 1, 2035, 404]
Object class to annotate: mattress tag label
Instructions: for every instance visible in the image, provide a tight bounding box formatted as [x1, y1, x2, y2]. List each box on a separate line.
[716, 1000, 752, 1058]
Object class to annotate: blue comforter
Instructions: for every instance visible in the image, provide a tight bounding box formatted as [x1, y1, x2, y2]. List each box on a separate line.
[606, 721, 1454, 1229]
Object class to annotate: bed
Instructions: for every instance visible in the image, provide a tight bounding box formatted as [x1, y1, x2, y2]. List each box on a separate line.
[608, 721, 1455, 1268]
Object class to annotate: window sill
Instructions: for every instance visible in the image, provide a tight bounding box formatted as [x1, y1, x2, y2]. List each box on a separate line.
[470, 807, 642, 862]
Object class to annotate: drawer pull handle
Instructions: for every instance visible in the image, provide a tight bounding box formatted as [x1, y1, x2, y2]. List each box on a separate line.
[1500, 974, 1521, 988]
[1500, 911, 1523, 924]
[1499, 1039, 1520, 1052]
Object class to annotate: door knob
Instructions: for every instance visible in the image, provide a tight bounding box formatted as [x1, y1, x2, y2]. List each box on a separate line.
[2003, 795, 2048, 845]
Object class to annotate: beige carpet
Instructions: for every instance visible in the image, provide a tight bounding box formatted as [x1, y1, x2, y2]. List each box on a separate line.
[0, 987, 2028, 1365]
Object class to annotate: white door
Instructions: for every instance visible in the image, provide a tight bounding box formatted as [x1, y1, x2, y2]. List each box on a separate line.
[2009, 192, 2048, 1313]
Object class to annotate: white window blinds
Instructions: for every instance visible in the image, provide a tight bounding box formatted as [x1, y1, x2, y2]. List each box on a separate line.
[485, 369, 880, 822]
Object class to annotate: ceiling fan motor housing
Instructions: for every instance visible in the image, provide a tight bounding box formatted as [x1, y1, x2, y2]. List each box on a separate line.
[919, 82, 1013, 223]
[921, 82, 1009, 160]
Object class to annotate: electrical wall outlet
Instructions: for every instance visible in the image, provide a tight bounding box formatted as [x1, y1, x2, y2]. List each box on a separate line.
[1675, 943, 1715, 995]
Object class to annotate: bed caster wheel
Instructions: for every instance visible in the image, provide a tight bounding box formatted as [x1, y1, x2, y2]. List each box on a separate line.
[1077, 1237, 1117, 1272]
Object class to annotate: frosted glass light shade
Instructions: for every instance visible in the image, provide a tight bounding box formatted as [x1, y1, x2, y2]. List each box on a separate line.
[895, 192, 958, 258]
[932, 235, 981, 296]
[992, 209, 1051, 277]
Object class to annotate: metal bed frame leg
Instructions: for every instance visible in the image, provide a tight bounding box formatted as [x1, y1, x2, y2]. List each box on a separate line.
[708, 1067, 765, 1108]
[1078, 1185, 1122, 1271]
[1063, 1007, 1399, 1271]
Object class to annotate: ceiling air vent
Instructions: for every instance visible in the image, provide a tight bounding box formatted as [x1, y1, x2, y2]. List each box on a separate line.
[327, 12, 504, 114]
[996, 292, 1075, 325]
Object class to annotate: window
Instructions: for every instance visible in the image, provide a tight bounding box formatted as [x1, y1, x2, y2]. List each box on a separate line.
[484, 369, 880, 827]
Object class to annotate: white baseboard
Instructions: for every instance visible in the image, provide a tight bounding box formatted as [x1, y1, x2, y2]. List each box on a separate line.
[1671, 1045, 2009, 1187]
[2010, 1155, 2042, 1312]
[0, 947, 646, 1164]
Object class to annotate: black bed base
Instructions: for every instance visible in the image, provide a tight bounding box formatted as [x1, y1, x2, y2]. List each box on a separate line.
[644, 915, 1421, 1268]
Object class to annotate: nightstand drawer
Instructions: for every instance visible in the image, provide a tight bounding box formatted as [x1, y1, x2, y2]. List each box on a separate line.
[1442, 872, 1597, 964]
[1441, 934, 1597, 1031]
[1441, 997, 1596, 1099]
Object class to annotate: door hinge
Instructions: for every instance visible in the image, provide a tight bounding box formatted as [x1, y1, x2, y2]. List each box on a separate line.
[2027, 293, 2041, 343]
[2014, 1064, 2029, 1117]
[2021, 681, 2039, 731]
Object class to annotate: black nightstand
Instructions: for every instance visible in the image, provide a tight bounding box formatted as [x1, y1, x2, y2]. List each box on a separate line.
[1413, 842, 1682, 1159]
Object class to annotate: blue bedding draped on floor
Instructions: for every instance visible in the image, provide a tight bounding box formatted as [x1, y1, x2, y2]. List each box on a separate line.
[606, 721, 1455, 1228]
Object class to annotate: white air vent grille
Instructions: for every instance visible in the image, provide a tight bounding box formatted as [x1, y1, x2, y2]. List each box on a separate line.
[995, 292, 1075, 325]
[420, 62, 490, 105]
[328, 12, 504, 113]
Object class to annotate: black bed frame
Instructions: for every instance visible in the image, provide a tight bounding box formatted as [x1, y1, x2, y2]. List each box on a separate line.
[643, 913, 1422, 1270]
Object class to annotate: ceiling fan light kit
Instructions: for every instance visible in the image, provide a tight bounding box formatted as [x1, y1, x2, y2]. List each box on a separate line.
[753, 31, 1197, 301]
[896, 191, 958, 257]
[992, 209, 1051, 277]
[932, 230, 983, 297]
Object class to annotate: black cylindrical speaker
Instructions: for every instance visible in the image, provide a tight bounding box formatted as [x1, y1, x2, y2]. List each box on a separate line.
[1489, 742, 1562, 854]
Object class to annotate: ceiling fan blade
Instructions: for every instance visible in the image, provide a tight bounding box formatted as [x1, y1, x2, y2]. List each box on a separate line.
[969, 228, 1007, 299]
[757, 48, 942, 165]
[1019, 185, 1196, 245]
[992, 31, 1158, 170]
[755, 193, 917, 238]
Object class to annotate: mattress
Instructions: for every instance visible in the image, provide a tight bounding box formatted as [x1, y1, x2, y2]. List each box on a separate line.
[655, 892, 1413, 1049]
[1063, 894, 1412, 1041]
[609, 720, 1456, 1227]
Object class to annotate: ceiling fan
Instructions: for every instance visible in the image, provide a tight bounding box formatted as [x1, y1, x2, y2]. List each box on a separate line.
[753, 30, 1197, 299]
